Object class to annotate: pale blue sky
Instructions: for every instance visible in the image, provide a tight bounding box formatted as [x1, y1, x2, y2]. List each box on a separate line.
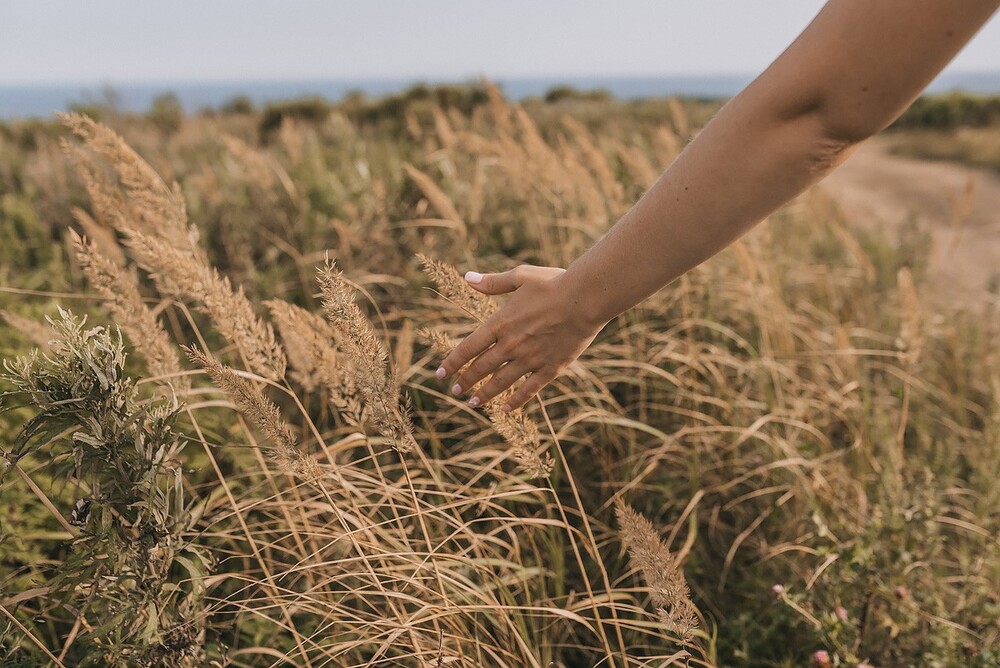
[1, 1, 998, 85]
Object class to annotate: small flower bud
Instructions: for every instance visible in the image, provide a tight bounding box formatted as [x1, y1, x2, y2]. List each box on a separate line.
[813, 650, 831, 668]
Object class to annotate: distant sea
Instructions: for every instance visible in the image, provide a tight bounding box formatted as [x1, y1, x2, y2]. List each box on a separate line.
[2, 72, 1000, 120]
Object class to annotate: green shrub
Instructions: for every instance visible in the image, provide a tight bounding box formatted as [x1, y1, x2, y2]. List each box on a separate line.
[892, 93, 1000, 130]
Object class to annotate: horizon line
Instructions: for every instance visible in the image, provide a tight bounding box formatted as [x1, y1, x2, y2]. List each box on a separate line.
[3, 68, 1000, 89]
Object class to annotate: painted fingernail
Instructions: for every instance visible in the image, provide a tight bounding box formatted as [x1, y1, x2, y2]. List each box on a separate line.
[468, 396, 481, 408]
[464, 271, 484, 284]
[501, 404, 512, 413]
[451, 383, 462, 395]
[435, 366, 446, 380]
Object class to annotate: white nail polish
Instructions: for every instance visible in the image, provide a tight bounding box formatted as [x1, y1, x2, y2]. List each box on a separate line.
[468, 396, 481, 408]
[465, 271, 484, 284]
[435, 366, 446, 379]
[451, 383, 462, 395]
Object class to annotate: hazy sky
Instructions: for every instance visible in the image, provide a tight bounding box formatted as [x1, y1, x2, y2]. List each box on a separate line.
[1, 1, 999, 85]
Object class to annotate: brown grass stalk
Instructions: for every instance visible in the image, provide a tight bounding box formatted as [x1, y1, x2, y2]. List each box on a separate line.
[186, 347, 319, 478]
[318, 257, 417, 452]
[615, 499, 700, 645]
[71, 229, 187, 391]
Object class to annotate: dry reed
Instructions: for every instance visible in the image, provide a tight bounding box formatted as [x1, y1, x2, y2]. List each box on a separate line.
[71, 229, 187, 391]
[615, 499, 700, 645]
[121, 227, 287, 381]
[186, 347, 319, 478]
[318, 257, 417, 452]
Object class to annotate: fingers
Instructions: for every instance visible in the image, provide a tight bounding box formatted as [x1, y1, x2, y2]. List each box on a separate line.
[502, 369, 556, 412]
[465, 265, 525, 295]
[468, 362, 530, 408]
[452, 344, 509, 397]
[437, 322, 497, 381]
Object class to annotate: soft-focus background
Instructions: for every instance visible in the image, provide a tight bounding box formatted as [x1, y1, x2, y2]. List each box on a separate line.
[1, 3, 1000, 668]
[2, 0, 1000, 117]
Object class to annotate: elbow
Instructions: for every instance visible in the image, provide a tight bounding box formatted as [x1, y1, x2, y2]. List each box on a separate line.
[804, 103, 885, 173]
[814, 93, 893, 146]
[818, 112, 884, 146]
[760, 86, 882, 171]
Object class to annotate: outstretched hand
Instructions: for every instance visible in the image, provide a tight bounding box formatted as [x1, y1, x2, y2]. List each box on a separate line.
[435, 265, 606, 412]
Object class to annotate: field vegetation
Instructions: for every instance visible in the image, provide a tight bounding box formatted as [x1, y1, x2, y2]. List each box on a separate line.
[0, 83, 998, 667]
[889, 92, 1000, 171]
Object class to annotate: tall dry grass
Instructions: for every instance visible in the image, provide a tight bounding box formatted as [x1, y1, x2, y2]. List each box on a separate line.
[0, 84, 997, 667]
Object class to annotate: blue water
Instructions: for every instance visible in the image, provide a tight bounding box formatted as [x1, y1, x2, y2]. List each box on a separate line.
[2, 72, 999, 120]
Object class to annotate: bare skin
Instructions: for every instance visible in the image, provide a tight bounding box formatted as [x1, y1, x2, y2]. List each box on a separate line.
[437, 0, 1000, 412]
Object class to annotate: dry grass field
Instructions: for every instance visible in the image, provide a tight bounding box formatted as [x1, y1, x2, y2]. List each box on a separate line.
[0, 84, 998, 667]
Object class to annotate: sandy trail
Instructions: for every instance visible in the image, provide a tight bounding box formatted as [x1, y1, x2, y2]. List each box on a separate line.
[818, 137, 1000, 308]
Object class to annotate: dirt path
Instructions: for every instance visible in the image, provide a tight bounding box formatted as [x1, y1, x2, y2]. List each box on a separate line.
[819, 137, 1000, 309]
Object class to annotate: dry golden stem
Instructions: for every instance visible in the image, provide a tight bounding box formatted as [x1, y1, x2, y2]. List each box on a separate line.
[72, 230, 188, 391]
[615, 499, 700, 645]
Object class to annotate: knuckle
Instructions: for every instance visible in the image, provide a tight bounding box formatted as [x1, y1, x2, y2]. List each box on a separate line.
[469, 354, 495, 376]
[510, 389, 531, 407]
[495, 338, 518, 358]
[491, 317, 510, 340]
[479, 385, 501, 402]
[466, 360, 486, 378]
[484, 378, 510, 400]
[455, 338, 474, 358]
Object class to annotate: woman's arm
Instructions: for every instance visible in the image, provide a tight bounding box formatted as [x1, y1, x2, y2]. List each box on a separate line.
[438, 0, 1000, 411]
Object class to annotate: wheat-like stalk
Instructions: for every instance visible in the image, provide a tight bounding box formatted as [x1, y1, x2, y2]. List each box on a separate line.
[432, 106, 458, 151]
[265, 299, 340, 391]
[62, 115, 285, 380]
[485, 396, 554, 479]
[318, 258, 416, 452]
[615, 499, 700, 644]
[481, 77, 512, 134]
[121, 226, 286, 381]
[60, 112, 201, 253]
[561, 115, 624, 206]
[403, 163, 466, 239]
[417, 327, 457, 359]
[221, 133, 279, 200]
[187, 347, 319, 479]
[264, 298, 362, 420]
[667, 97, 690, 139]
[72, 229, 187, 391]
[417, 253, 498, 322]
[70, 206, 127, 267]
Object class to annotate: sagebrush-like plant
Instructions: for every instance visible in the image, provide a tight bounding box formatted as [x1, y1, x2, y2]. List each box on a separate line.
[1, 309, 211, 667]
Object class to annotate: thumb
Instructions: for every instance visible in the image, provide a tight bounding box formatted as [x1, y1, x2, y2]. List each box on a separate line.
[465, 267, 524, 295]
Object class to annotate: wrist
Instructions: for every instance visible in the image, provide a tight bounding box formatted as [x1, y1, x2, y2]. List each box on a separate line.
[554, 268, 614, 332]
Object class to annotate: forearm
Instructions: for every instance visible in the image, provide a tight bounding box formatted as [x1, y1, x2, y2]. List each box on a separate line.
[440, 0, 999, 412]
[561, 0, 1000, 328]
[562, 89, 854, 326]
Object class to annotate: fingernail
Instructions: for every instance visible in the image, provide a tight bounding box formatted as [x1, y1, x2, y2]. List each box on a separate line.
[451, 383, 462, 395]
[468, 396, 481, 408]
[501, 404, 512, 413]
[464, 271, 484, 284]
[435, 366, 446, 380]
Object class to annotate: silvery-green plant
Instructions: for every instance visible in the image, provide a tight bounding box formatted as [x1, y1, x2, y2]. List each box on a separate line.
[1, 308, 212, 668]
